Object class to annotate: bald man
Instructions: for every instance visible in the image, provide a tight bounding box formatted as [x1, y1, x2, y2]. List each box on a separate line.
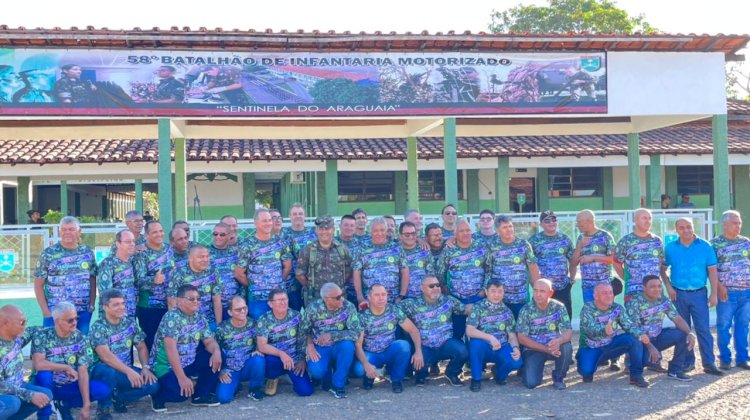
[614, 208, 665, 300]
[570, 210, 616, 304]
[0, 305, 53, 420]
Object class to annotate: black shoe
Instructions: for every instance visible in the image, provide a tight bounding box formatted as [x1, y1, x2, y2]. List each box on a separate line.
[321, 380, 332, 392]
[97, 406, 113, 420]
[609, 360, 621, 372]
[362, 378, 374, 390]
[150, 396, 167, 413]
[446, 375, 464, 387]
[248, 389, 265, 401]
[55, 400, 73, 420]
[629, 376, 650, 388]
[646, 364, 668, 373]
[429, 363, 440, 377]
[582, 376, 593, 383]
[113, 400, 128, 413]
[415, 377, 426, 387]
[495, 377, 507, 386]
[667, 371, 693, 382]
[737, 361, 750, 370]
[470, 380, 481, 392]
[392, 381, 403, 394]
[720, 361, 732, 370]
[684, 365, 696, 373]
[329, 387, 347, 399]
[553, 381, 566, 390]
[703, 365, 724, 376]
[191, 395, 220, 407]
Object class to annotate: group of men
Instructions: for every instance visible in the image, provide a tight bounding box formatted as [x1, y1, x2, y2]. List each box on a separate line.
[1, 204, 747, 419]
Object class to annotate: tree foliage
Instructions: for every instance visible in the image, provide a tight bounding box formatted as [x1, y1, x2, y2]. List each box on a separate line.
[489, 0, 657, 34]
[309, 78, 379, 103]
[727, 63, 750, 100]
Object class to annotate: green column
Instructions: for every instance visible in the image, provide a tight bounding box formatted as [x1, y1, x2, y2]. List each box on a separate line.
[646, 155, 662, 209]
[60, 181, 69, 216]
[243, 173, 256, 218]
[325, 161, 338, 216]
[733, 166, 750, 237]
[157, 119, 173, 229]
[134, 179, 144, 213]
[467, 170, 480, 214]
[316, 172, 326, 215]
[394, 172, 407, 216]
[602, 167, 614, 210]
[536, 168, 549, 211]
[627, 133, 641, 209]
[407, 137, 419, 210]
[443, 118, 458, 205]
[665, 166, 678, 206]
[16, 176, 30, 223]
[174, 138, 187, 221]
[495, 157, 510, 213]
[713, 114, 730, 221]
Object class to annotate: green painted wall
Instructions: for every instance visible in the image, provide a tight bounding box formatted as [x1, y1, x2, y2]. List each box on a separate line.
[338, 202, 395, 216]
[187, 205, 244, 221]
[549, 197, 604, 211]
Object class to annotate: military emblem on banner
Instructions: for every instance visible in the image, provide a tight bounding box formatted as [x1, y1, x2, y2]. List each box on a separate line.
[580, 56, 602, 72]
[0, 249, 17, 273]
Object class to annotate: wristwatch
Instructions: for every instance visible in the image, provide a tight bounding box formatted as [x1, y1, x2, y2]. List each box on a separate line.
[142, 364, 152, 371]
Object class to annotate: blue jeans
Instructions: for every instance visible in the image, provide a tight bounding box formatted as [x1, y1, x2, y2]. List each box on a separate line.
[647, 328, 688, 374]
[136, 306, 167, 352]
[576, 334, 644, 379]
[34, 371, 110, 410]
[555, 283, 573, 318]
[156, 346, 219, 402]
[716, 289, 750, 363]
[452, 295, 483, 340]
[90, 364, 159, 408]
[0, 383, 53, 420]
[416, 338, 468, 380]
[582, 287, 595, 304]
[43, 311, 92, 335]
[264, 355, 313, 396]
[469, 339, 523, 382]
[520, 342, 572, 388]
[352, 340, 411, 383]
[307, 341, 356, 389]
[216, 354, 266, 403]
[288, 287, 303, 311]
[673, 288, 715, 368]
[248, 300, 271, 321]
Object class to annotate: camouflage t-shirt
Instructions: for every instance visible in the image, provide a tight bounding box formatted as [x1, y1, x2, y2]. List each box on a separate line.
[402, 246, 435, 298]
[353, 243, 407, 303]
[135, 244, 173, 309]
[400, 295, 465, 349]
[485, 239, 537, 304]
[529, 232, 574, 291]
[466, 299, 516, 344]
[97, 255, 144, 318]
[34, 243, 97, 313]
[109, 234, 147, 256]
[168, 265, 223, 324]
[711, 235, 750, 290]
[615, 233, 664, 297]
[89, 316, 145, 367]
[579, 302, 641, 348]
[301, 299, 362, 344]
[437, 242, 487, 300]
[625, 294, 680, 338]
[0, 326, 41, 402]
[359, 304, 408, 353]
[31, 328, 91, 385]
[256, 309, 305, 363]
[516, 300, 571, 346]
[209, 245, 244, 310]
[472, 231, 498, 248]
[151, 308, 213, 378]
[214, 319, 257, 373]
[237, 236, 290, 301]
[577, 229, 616, 290]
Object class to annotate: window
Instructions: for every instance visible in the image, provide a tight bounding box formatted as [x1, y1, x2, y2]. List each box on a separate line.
[548, 168, 602, 197]
[338, 172, 394, 202]
[417, 170, 464, 201]
[676, 166, 713, 195]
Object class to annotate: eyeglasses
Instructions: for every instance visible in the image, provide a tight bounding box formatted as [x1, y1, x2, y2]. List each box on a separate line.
[271, 216, 282, 221]
[212, 232, 228, 237]
[401, 232, 417, 237]
[181, 296, 200, 302]
[325, 293, 345, 301]
[63, 317, 78, 325]
[231, 306, 248, 312]
[479, 217, 494, 221]
[270, 298, 289, 303]
[443, 211, 457, 216]
[426, 283, 441, 289]
[542, 218, 557, 224]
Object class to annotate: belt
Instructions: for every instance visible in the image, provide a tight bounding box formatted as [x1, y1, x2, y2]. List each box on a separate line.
[673, 286, 707, 293]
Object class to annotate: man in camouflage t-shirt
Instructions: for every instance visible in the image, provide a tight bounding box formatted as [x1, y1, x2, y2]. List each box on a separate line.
[168, 245, 223, 328]
[97, 230, 144, 319]
[614, 209, 665, 300]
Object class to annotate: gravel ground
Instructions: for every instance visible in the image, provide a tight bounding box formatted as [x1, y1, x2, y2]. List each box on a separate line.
[38, 332, 750, 420]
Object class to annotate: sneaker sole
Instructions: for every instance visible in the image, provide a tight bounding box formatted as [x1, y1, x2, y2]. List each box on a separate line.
[191, 402, 220, 407]
[668, 375, 693, 382]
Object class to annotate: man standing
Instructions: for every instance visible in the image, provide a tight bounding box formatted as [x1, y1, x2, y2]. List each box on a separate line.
[352, 208, 371, 243]
[97, 230, 143, 319]
[466, 280, 523, 392]
[440, 204, 459, 241]
[676, 193, 695, 209]
[283, 203, 318, 310]
[0, 305, 53, 420]
[214, 296, 265, 403]
[151, 65, 185, 103]
[34, 216, 97, 333]
[134, 221, 172, 351]
[626, 275, 696, 381]
[516, 279, 573, 390]
[400, 276, 470, 387]
[425, 223, 445, 267]
[384, 215, 398, 243]
[169, 227, 190, 272]
[663, 217, 722, 375]
[354, 284, 423, 393]
[436, 219, 487, 339]
[529, 211, 575, 316]
[32, 302, 111, 420]
[150, 285, 222, 410]
[472, 209, 498, 246]
[110, 211, 146, 254]
[89, 289, 159, 414]
[209, 222, 243, 320]
[256, 289, 313, 397]
[711, 210, 750, 370]
[296, 216, 352, 307]
[219, 215, 240, 248]
[168, 245, 223, 328]
[303, 283, 362, 399]
[400, 221, 435, 300]
[614, 208, 665, 300]
[570, 210, 616, 303]
[576, 284, 650, 388]
[485, 216, 540, 318]
[404, 209, 424, 236]
[336, 215, 358, 249]
[234, 209, 292, 320]
[353, 218, 409, 306]
[270, 209, 284, 237]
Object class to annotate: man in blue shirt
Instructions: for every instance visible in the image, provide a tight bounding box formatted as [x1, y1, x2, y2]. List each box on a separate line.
[663, 217, 722, 375]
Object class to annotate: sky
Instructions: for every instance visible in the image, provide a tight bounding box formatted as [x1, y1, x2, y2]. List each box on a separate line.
[1, 0, 747, 35]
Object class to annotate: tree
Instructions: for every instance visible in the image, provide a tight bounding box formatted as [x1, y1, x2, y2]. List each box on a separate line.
[727, 63, 750, 100]
[309, 78, 379, 104]
[489, 0, 657, 34]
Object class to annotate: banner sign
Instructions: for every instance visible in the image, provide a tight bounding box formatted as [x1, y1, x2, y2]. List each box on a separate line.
[0, 49, 606, 117]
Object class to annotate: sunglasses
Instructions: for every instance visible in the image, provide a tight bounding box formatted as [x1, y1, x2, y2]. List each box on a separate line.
[181, 296, 200, 302]
[426, 283, 441, 289]
[212, 232, 228, 237]
[401, 232, 417, 237]
[443, 211, 457, 216]
[271, 216, 282, 221]
[542, 218, 557, 224]
[231, 306, 248, 312]
[479, 217, 494, 221]
[325, 293, 345, 301]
